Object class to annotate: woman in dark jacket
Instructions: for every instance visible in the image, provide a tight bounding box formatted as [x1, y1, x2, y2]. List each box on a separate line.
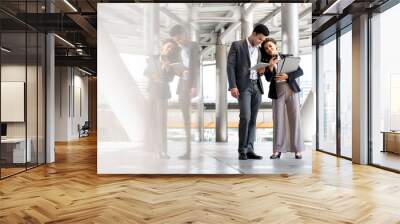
[144, 39, 181, 159]
[260, 38, 305, 159]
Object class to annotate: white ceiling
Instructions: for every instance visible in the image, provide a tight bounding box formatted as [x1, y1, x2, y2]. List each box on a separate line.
[98, 3, 312, 60]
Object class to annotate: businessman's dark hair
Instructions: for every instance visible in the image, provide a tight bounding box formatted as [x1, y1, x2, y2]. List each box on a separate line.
[169, 24, 186, 37]
[252, 24, 269, 36]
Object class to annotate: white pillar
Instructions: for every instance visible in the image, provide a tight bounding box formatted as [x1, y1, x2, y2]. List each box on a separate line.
[189, 6, 199, 42]
[144, 4, 160, 56]
[215, 34, 228, 142]
[46, 1, 55, 163]
[189, 6, 204, 141]
[281, 3, 299, 55]
[241, 5, 253, 39]
[235, 29, 241, 41]
[55, 67, 76, 141]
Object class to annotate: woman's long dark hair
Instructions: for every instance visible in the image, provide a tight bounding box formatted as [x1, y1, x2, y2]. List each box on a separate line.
[161, 38, 181, 63]
[260, 38, 277, 63]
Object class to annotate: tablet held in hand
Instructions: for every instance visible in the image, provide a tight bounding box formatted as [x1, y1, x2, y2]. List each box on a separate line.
[249, 62, 270, 70]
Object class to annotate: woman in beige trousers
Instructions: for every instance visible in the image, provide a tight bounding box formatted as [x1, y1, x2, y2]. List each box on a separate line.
[260, 38, 305, 159]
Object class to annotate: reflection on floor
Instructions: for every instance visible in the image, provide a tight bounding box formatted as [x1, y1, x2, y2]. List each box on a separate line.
[0, 163, 42, 178]
[169, 128, 273, 142]
[0, 167, 25, 178]
[98, 140, 312, 175]
[373, 151, 400, 171]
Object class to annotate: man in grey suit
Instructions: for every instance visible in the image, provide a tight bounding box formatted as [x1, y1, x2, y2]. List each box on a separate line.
[227, 24, 269, 160]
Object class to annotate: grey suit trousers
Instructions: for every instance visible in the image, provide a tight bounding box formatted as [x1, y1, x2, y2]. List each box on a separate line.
[272, 82, 304, 153]
[238, 80, 262, 154]
[179, 93, 191, 154]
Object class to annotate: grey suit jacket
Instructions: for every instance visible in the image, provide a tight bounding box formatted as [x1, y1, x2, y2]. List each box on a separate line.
[227, 39, 264, 94]
[176, 41, 201, 96]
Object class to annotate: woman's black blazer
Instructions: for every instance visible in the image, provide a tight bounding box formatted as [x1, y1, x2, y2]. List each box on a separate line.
[263, 54, 303, 99]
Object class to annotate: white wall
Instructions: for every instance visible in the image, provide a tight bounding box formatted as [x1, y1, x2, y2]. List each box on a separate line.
[72, 72, 89, 138]
[55, 67, 89, 141]
[1, 64, 46, 163]
[1, 65, 38, 138]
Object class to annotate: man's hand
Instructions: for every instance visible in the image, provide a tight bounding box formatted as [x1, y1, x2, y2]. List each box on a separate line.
[256, 67, 265, 75]
[230, 88, 240, 99]
[191, 88, 197, 98]
[275, 73, 288, 81]
[161, 61, 170, 71]
[160, 47, 169, 56]
[180, 70, 189, 77]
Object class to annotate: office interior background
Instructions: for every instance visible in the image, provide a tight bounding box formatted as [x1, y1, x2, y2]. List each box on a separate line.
[1, 0, 400, 222]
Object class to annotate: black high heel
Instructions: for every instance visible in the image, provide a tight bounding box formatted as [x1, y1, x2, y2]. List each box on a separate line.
[159, 152, 170, 159]
[295, 153, 302, 159]
[270, 152, 281, 159]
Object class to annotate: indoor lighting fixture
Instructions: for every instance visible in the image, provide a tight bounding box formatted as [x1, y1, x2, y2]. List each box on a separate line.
[76, 48, 87, 56]
[322, 0, 354, 15]
[78, 67, 93, 76]
[63, 0, 78, 12]
[1, 47, 11, 53]
[54, 34, 75, 48]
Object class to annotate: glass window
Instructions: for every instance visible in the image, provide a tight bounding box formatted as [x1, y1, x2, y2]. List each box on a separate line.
[1, 31, 28, 178]
[317, 36, 337, 154]
[0, 2, 46, 178]
[371, 3, 400, 171]
[38, 33, 46, 165]
[299, 54, 313, 106]
[340, 28, 352, 158]
[27, 30, 38, 169]
[202, 62, 216, 104]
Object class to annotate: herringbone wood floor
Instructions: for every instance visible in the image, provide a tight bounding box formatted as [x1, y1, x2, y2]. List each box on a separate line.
[1, 135, 400, 224]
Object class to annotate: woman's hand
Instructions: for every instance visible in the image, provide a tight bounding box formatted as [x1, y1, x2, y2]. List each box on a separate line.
[269, 57, 279, 66]
[275, 73, 288, 81]
[268, 51, 279, 71]
[268, 58, 278, 72]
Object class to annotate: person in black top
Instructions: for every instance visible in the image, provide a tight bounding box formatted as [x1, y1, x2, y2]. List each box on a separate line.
[260, 38, 305, 159]
[144, 39, 181, 159]
[169, 25, 201, 159]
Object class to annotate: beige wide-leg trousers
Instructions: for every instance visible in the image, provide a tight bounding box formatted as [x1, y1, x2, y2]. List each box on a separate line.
[272, 82, 304, 153]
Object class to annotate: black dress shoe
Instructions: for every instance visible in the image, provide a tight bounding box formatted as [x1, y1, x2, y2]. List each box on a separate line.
[179, 153, 191, 160]
[246, 152, 263, 160]
[159, 152, 170, 159]
[295, 153, 302, 159]
[270, 152, 281, 159]
[239, 153, 248, 160]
